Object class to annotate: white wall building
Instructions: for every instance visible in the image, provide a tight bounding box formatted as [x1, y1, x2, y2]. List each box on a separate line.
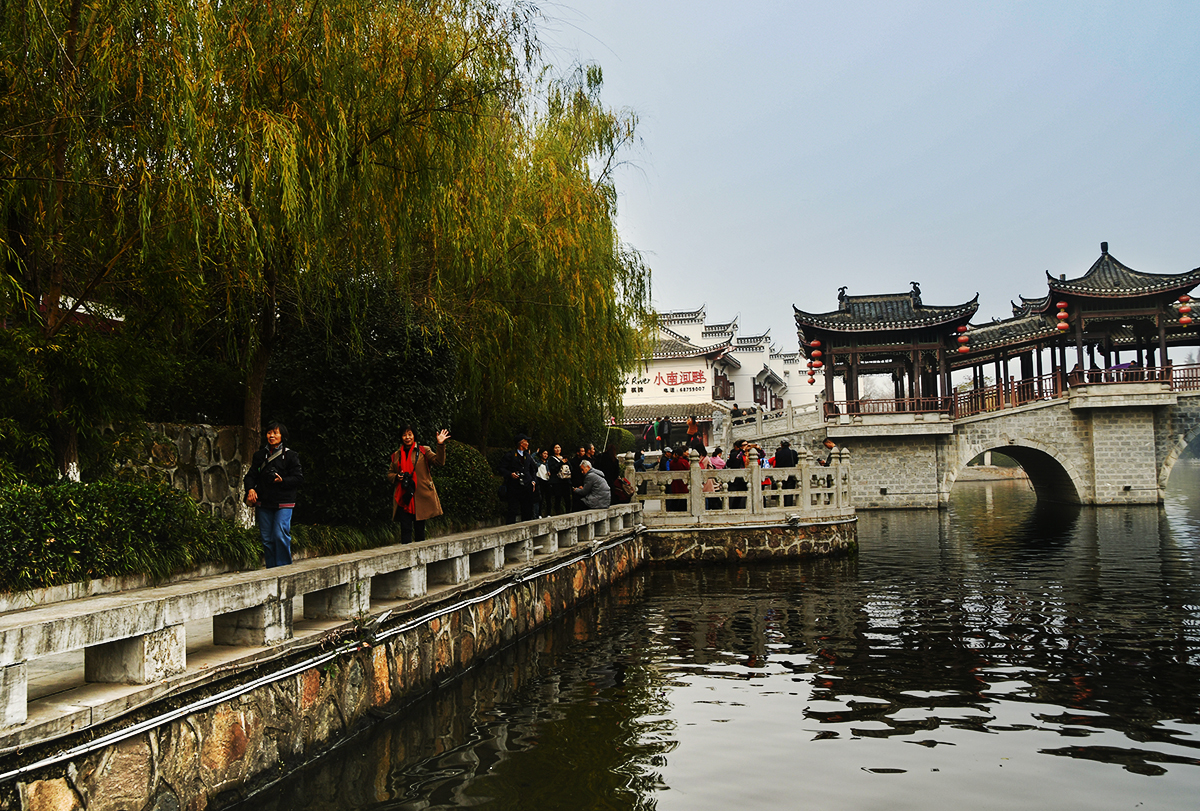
[619, 306, 845, 447]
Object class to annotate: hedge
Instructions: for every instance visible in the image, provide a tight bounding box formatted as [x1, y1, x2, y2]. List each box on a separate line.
[0, 479, 260, 593]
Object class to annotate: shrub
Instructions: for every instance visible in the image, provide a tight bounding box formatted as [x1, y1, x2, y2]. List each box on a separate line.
[0, 479, 260, 592]
[429, 439, 502, 532]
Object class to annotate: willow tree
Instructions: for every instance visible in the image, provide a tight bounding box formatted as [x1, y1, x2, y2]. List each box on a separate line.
[407, 64, 653, 447]
[190, 0, 540, 458]
[1, 0, 211, 478]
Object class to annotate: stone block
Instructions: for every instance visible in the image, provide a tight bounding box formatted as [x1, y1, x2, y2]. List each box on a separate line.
[557, 526, 578, 549]
[427, 556, 468, 587]
[469, 547, 505, 574]
[214, 599, 293, 646]
[2, 662, 27, 728]
[371, 568, 427, 600]
[84, 625, 186, 684]
[505, 538, 533, 564]
[305, 579, 371, 620]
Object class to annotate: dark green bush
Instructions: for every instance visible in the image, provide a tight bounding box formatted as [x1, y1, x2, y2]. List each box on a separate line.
[428, 439, 501, 532]
[0, 479, 260, 592]
[263, 291, 458, 526]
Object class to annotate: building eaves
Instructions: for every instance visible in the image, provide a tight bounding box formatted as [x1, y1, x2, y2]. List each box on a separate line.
[794, 293, 979, 333]
[1048, 248, 1200, 298]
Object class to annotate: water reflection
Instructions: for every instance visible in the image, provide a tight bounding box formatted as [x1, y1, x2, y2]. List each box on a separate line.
[246, 472, 1200, 811]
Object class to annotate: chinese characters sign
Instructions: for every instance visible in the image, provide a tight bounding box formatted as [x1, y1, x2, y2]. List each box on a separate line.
[654, 370, 707, 386]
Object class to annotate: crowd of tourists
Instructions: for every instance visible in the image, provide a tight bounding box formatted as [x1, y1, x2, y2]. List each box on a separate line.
[241, 418, 842, 567]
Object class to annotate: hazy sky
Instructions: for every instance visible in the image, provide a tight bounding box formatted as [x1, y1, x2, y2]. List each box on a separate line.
[541, 1, 1200, 350]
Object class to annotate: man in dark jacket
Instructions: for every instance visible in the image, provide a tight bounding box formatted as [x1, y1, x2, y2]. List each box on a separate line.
[774, 440, 800, 506]
[244, 421, 304, 567]
[501, 434, 537, 523]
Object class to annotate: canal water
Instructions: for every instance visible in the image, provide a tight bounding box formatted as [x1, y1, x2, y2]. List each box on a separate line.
[249, 468, 1200, 810]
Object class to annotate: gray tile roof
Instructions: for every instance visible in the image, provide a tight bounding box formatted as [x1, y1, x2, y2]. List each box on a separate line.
[1049, 250, 1200, 298]
[794, 291, 979, 332]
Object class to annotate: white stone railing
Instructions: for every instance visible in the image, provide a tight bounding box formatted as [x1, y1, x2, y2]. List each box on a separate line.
[625, 448, 852, 527]
[0, 505, 640, 731]
[728, 401, 824, 440]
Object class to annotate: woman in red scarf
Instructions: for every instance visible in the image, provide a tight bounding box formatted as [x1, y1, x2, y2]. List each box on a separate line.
[388, 426, 449, 543]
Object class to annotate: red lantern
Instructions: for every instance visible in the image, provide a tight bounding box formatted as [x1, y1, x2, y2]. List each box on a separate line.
[1056, 311, 1069, 321]
[1180, 295, 1192, 304]
[811, 349, 823, 359]
[958, 346, 970, 354]
[1180, 304, 1192, 314]
[809, 340, 821, 349]
[1056, 301, 1069, 310]
[957, 334, 970, 344]
[956, 325, 968, 333]
[807, 375, 816, 385]
[812, 360, 824, 369]
[1056, 321, 1070, 331]
[1182, 315, 1194, 326]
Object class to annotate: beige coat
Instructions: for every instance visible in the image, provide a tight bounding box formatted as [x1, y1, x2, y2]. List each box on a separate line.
[389, 443, 446, 521]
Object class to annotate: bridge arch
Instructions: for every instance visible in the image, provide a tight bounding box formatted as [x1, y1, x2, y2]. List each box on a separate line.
[952, 439, 1083, 505]
[1158, 422, 1200, 497]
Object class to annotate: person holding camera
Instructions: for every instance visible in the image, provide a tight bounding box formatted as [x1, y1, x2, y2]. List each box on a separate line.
[389, 425, 450, 543]
[244, 421, 303, 568]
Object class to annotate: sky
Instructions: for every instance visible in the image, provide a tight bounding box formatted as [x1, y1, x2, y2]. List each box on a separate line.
[539, 0, 1200, 351]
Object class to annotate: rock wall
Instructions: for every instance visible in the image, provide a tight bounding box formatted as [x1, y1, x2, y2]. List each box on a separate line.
[642, 520, 857, 564]
[118, 424, 244, 519]
[5, 536, 645, 811]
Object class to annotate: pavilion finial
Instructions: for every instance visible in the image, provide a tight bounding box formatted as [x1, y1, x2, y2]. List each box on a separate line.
[910, 281, 922, 306]
[1101, 241, 1109, 255]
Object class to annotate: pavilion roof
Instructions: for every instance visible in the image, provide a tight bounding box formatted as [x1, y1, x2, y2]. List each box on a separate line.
[1048, 246, 1200, 299]
[958, 311, 1060, 354]
[794, 285, 979, 333]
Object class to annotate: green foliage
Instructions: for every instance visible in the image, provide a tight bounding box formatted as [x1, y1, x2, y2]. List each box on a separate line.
[0, 480, 259, 593]
[263, 290, 457, 525]
[603, 427, 638, 454]
[428, 440, 502, 532]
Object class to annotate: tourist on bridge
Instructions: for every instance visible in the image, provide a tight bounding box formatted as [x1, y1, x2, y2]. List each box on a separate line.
[548, 444, 573, 515]
[774, 440, 800, 507]
[710, 447, 726, 469]
[501, 434, 538, 523]
[388, 426, 449, 544]
[573, 459, 611, 510]
[244, 422, 304, 568]
[727, 439, 750, 509]
[817, 437, 838, 467]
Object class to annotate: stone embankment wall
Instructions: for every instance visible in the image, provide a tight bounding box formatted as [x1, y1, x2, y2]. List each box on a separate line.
[4, 537, 645, 811]
[119, 424, 244, 519]
[642, 520, 857, 564]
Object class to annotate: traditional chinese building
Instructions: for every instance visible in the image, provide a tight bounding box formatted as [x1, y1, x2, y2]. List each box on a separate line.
[619, 306, 797, 447]
[794, 282, 979, 413]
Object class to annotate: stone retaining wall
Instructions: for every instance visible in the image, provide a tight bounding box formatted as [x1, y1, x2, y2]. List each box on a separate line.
[642, 519, 857, 564]
[4, 536, 645, 811]
[117, 424, 244, 520]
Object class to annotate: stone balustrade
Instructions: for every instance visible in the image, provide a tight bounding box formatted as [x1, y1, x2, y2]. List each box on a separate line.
[0, 504, 640, 733]
[626, 447, 852, 527]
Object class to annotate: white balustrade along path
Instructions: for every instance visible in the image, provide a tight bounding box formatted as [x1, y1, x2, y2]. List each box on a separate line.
[626, 447, 853, 528]
[0, 504, 640, 745]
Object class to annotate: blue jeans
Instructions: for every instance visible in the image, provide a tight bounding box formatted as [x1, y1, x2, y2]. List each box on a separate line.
[256, 506, 293, 568]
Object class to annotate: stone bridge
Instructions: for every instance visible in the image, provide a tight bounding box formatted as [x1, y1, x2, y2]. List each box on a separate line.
[731, 381, 1200, 508]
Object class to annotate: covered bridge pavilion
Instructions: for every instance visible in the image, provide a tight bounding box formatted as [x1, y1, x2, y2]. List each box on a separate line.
[797, 243, 1200, 419]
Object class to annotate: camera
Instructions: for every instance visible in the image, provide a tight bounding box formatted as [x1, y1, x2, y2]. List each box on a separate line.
[399, 472, 416, 505]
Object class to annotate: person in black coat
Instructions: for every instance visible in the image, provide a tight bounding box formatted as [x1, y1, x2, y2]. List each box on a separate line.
[501, 434, 537, 523]
[243, 421, 303, 567]
[774, 439, 800, 506]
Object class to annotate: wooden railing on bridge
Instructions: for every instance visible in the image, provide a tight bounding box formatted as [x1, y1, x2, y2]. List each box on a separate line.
[625, 448, 852, 527]
[813, 363, 1200, 423]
